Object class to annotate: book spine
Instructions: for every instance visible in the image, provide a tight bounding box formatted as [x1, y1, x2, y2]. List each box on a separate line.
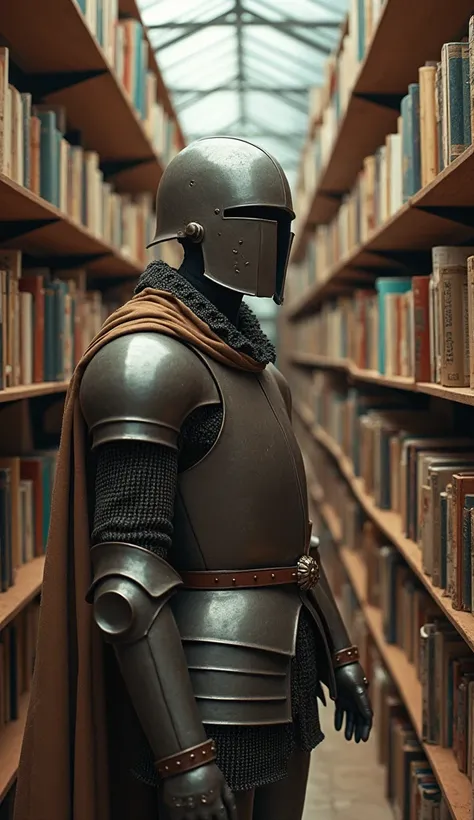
[435, 62, 444, 172]
[419, 65, 439, 186]
[0, 47, 9, 176]
[37, 111, 58, 206]
[439, 267, 468, 387]
[20, 93, 31, 189]
[440, 490, 448, 591]
[462, 496, 474, 611]
[462, 42, 471, 147]
[409, 83, 421, 194]
[412, 276, 430, 381]
[445, 43, 465, 164]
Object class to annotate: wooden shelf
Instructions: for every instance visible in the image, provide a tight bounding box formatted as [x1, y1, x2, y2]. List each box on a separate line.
[0, 557, 45, 632]
[0, 175, 143, 276]
[1, 0, 171, 196]
[0, 381, 69, 404]
[291, 353, 474, 409]
[0, 693, 29, 802]
[310, 487, 471, 820]
[290, 144, 474, 318]
[292, 0, 474, 261]
[295, 402, 474, 650]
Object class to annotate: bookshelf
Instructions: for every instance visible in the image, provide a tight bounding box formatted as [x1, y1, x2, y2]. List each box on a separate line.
[292, 0, 474, 261]
[291, 353, 474, 410]
[0, 0, 183, 805]
[283, 2, 474, 814]
[290, 143, 474, 319]
[313, 487, 471, 820]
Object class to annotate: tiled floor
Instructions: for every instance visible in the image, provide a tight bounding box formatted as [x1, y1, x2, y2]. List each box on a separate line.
[302, 707, 392, 820]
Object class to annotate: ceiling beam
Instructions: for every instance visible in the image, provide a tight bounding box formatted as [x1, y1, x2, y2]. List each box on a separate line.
[171, 85, 311, 94]
[245, 9, 331, 53]
[148, 19, 341, 29]
[235, 0, 247, 125]
[152, 10, 234, 50]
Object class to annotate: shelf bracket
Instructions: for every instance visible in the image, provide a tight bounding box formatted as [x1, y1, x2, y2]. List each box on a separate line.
[7, 61, 108, 98]
[0, 219, 59, 243]
[22, 252, 110, 269]
[415, 204, 474, 229]
[354, 92, 405, 112]
[366, 248, 432, 271]
[101, 157, 155, 178]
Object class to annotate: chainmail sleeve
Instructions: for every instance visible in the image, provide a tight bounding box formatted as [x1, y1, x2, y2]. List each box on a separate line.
[91, 440, 177, 558]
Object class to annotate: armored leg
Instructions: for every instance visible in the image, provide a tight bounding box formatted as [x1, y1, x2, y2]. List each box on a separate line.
[251, 749, 310, 820]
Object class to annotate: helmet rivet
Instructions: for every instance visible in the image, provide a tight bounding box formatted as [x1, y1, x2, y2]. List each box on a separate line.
[235, 268, 240, 274]
[238, 239, 243, 245]
[245, 261, 250, 266]
[232, 249, 238, 254]
[184, 222, 204, 242]
[189, 180, 195, 186]
[214, 208, 220, 214]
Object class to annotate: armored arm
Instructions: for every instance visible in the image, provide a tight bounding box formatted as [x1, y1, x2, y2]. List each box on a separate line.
[80, 333, 237, 818]
[308, 537, 372, 743]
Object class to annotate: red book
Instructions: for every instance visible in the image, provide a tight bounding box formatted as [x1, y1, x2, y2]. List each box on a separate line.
[412, 276, 431, 382]
[19, 275, 44, 383]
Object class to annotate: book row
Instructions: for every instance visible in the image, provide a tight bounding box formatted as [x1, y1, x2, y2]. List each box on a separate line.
[60, 0, 177, 162]
[320, 530, 454, 820]
[290, 246, 474, 388]
[0, 600, 39, 727]
[0, 46, 156, 265]
[295, 17, 474, 289]
[297, 0, 386, 214]
[0, 250, 139, 389]
[0, 451, 56, 590]
[293, 369, 474, 615]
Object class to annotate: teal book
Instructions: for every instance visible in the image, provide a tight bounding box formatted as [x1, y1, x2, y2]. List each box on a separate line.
[20, 93, 31, 189]
[357, 0, 365, 62]
[96, 0, 104, 47]
[51, 280, 67, 380]
[134, 22, 144, 116]
[37, 111, 59, 206]
[409, 83, 421, 193]
[76, 0, 86, 12]
[401, 93, 412, 203]
[462, 494, 474, 610]
[375, 277, 412, 374]
[444, 43, 465, 164]
[436, 63, 444, 172]
[43, 283, 55, 382]
[461, 42, 471, 146]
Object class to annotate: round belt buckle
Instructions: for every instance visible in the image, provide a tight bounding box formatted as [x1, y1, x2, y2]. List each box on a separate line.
[296, 554, 320, 590]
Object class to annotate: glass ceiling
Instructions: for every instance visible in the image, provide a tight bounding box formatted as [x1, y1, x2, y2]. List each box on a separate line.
[139, 0, 348, 190]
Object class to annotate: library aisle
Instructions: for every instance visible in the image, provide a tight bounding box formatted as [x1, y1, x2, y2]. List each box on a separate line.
[303, 705, 392, 820]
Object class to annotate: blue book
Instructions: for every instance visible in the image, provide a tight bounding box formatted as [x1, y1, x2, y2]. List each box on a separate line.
[134, 23, 144, 116]
[462, 42, 471, 146]
[20, 93, 31, 189]
[37, 111, 59, 207]
[76, 0, 86, 12]
[408, 83, 421, 193]
[375, 277, 412, 374]
[443, 43, 465, 164]
[96, 0, 104, 46]
[401, 94, 412, 203]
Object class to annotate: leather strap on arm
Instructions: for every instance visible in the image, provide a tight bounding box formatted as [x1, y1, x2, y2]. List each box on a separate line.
[333, 645, 360, 669]
[155, 739, 217, 779]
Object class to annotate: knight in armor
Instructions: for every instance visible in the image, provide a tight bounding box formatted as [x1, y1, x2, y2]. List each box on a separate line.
[14, 137, 372, 820]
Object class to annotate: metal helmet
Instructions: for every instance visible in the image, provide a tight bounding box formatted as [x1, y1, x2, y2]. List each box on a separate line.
[148, 136, 295, 304]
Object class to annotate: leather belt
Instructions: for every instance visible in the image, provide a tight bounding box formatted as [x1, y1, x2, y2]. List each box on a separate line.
[180, 554, 320, 591]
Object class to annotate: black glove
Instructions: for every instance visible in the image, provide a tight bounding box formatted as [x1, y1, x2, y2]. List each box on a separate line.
[334, 662, 373, 744]
[161, 761, 238, 820]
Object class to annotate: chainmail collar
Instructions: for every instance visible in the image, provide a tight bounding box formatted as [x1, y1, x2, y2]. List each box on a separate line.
[135, 261, 276, 366]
